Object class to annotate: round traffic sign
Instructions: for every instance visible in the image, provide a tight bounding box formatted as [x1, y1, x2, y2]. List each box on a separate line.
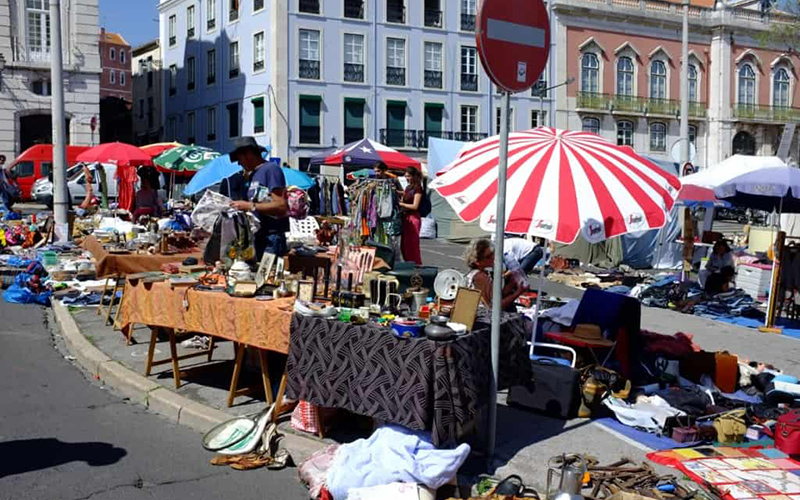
[476, 0, 551, 94]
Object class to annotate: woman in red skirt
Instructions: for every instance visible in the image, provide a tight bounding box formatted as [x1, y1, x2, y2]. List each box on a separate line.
[398, 167, 423, 265]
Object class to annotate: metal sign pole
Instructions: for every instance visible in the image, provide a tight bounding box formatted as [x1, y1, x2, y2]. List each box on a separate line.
[488, 90, 510, 459]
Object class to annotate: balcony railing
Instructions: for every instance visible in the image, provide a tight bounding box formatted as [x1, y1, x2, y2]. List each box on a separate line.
[387, 3, 405, 23]
[425, 9, 443, 27]
[207, 74, 216, 85]
[461, 13, 476, 31]
[229, 8, 239, 21]
[424, 69, 443, 89]
[229, 66, 240, 79]
[386, 66, 406, 86]
[577, 92, 610, 111]
[344, 0, 365, 18]
[207, 18, 216, 30]
[647, 98, 679, 116]
[169, 36, 176, 46]
[344, 63, 364, 83]
[299, 0, 320, 13]
[461, 73, 478, 92]
[611, 95, 646, 113]
[300, 59, 321, 80]
[734, 104, 800, 122]
[187, 27, 195, 38]
[689, 102, 707, 118]
[379, 129, 489, 149]
[254, 60, 264, 72]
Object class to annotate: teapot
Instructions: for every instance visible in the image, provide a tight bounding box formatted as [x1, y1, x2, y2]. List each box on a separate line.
[227, 259, 253, 288]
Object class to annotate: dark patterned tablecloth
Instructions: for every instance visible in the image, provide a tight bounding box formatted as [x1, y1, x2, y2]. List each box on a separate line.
[286, 312, 531, 447]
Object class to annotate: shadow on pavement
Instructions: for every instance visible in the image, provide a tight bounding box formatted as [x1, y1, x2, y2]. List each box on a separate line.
[0, 438, 127, 478]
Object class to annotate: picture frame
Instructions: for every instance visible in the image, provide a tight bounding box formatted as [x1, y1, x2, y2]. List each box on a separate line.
[255, 252, 276, 288]
[297, 280, 315, 302]
[274, 256, 285, 282]
[451, 287, 483, 332]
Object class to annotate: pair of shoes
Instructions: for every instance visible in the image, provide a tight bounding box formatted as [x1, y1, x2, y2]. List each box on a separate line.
[181, 335, 210, 349]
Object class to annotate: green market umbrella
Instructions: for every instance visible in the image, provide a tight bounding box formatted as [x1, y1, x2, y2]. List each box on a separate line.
[153, 145, 220, 176]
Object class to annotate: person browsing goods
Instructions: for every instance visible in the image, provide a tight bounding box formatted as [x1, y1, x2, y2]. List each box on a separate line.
[228, 137, 289, 258]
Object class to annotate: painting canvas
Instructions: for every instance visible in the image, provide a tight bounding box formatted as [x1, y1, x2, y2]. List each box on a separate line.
[256, 253, 276, 288]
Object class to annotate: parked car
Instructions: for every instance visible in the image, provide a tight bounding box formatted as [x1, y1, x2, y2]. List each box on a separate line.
[6, 145, 91, 200]
[32, 163, 118, 208]
[31, 164, 85, 208]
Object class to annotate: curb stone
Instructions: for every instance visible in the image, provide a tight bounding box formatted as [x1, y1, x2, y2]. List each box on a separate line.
[51, 301, 324, 461]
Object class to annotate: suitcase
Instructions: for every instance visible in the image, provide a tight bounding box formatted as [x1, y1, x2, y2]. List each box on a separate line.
[714, 352, 739, 393]
[776, 409, 800, 455]
[508, 343, 580, 419]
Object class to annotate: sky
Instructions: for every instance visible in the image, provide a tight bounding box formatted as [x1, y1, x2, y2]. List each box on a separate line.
[98, 0, 159, 49]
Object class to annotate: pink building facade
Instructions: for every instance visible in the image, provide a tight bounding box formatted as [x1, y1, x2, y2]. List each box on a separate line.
[99, 29, 132, 102]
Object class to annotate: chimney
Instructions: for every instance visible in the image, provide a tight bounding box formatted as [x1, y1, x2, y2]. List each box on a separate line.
[101, 27, 105, 35]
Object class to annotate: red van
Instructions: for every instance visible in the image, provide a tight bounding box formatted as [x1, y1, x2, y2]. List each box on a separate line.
[6, 145, 91, 200]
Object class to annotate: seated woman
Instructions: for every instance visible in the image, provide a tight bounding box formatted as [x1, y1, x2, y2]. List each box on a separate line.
[132, 169, 164, 222]
[705, 265, 736, 295]
[699, 240, 735, 288]
[463, 238, 526, 312]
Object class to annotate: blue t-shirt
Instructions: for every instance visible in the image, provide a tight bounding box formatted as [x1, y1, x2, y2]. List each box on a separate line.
[247, 161, 289, 235]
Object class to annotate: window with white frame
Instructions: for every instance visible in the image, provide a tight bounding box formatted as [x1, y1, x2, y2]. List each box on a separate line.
[461, 0, 476, 31]
[299, 29, 321, 80]
[617, 57, 633, 96]
[109, 69, 116, 84]
[253, 31, 265, 72]
[187, 56, 196, 89]
[424, 41, 443, 89]
[531, 110, 546, 128]
[229, 40, 239, 78]
[187, 112, 195, 143]
[110, 47, 116, 60]
[461, 105, 477, 134]
[120, 71, 125, 86]
[650, 60, 666, 99]
[229, 0, 239, 21]
[495, 107, 514, 134]
[688, 64, 698, 102]
[207, 0, 217, 30]
[26, 0, 51, 58]
[581, 53, 599, 93]
[120, 49, 126, 64]
[461, 46, 478, 91]
[582, 117, 600, 134]
[738, 64, 756, 105]
[386, 37, 406, 86]
[187, 5, 196, 37]
[649, 122, 666, 151]
[617, 120, 633, 146]
[688, 124, 697, 145]
[774, 68, 790, 108]
[169, 15, 177, 46]
[207, 49, 216, 84]
[169, 64, 177, 95]
[207, 107, 217, 140]
[344, 33, 365, 83]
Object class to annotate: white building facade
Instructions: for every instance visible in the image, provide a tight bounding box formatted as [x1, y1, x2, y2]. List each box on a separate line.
[0, 0, 101, 157]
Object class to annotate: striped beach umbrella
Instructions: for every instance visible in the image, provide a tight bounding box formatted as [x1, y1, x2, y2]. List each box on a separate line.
[153, 145, 220, 176]
[430, 127, 681, 244]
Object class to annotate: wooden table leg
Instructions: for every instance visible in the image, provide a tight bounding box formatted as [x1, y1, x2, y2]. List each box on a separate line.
[207, 336, 215, 362]
[167, 329, 181, 389]
[112, 281, 127, 332]
[227, 343, 247, 407]
[96, 277, 111, 316]
[271, 369, 288, 424]
[258, 350, 274, 405]
[144, 327, 158, 377]
[105, 280, 122, 326]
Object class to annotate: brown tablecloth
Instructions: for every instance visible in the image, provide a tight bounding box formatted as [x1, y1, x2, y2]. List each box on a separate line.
[81, 235, 202, 278]
[119, 280, 293, 353]
[286, 312, 532, 446]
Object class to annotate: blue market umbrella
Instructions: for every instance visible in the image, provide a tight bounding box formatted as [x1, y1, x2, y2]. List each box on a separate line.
[185, 155, 314, 195]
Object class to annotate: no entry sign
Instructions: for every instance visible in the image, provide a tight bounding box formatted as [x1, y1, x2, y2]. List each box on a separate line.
[476, 0, 551, 94]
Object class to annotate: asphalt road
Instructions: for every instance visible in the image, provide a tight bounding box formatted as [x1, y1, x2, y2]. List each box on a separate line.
[0, 302, 309, 500]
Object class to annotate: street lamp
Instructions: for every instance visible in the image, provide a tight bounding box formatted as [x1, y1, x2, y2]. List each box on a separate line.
[535, 76, 575, 128]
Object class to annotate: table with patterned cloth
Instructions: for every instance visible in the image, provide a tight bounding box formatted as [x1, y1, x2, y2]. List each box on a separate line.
[81, 235, 202, 278]
[286, 312, 531, 447]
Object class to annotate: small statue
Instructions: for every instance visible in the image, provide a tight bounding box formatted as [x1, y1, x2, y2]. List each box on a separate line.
[316, 221, 336, 246]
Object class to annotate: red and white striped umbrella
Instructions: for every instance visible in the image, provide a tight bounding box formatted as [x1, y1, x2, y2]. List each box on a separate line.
[430, 128, 682, 244]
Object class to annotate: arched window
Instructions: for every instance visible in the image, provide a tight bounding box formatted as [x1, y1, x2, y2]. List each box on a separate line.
[649, 122, 667, 151]
[581, 53, 599, 93]
[774, 68, 790, 108]
[582, 117, 600, 135]
[688, 64, 698, 102]
[617, 57, 634, 96]
[738, 64, 756, 105]
[650, 60, 666, 99]
[617, 120, 634, 146]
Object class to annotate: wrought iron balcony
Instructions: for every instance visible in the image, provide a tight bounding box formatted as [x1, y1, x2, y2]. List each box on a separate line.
[229, 67, 239, 79]
[461, 73, 478, 92]
[207, 74, 216, 85]
[611, 95, 646, 113]
[299, 0, 320, 14]
[425, 9, 443, 28]
[379, 129, 489, 149]
[344, 0, 365, 19]
[387, 3, 405, 23]
[207, 18, 216, 30]
[300, 59, 321, 80]
[254, 0, 264, 10]
[229, 8, 239, 21]
[734, 104, 800, 122]
[187, 27, 195, 38]
[646, 98, 679, 116]
[169, 36, 176, 47]
[461, 13, 476, 31]
[576, 92, 610, 111]
[386, 66, 406, 86]
[424, 70, 443, 89]
[300, 126, 321, 145]
[689, 102, 707, 118]
[344, 63, 364, 83]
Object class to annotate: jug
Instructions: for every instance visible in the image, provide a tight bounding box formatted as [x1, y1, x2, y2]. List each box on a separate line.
[410, 288, 429, 314]
[383, 293, 403, 315]
[546, 454, 587, 500]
